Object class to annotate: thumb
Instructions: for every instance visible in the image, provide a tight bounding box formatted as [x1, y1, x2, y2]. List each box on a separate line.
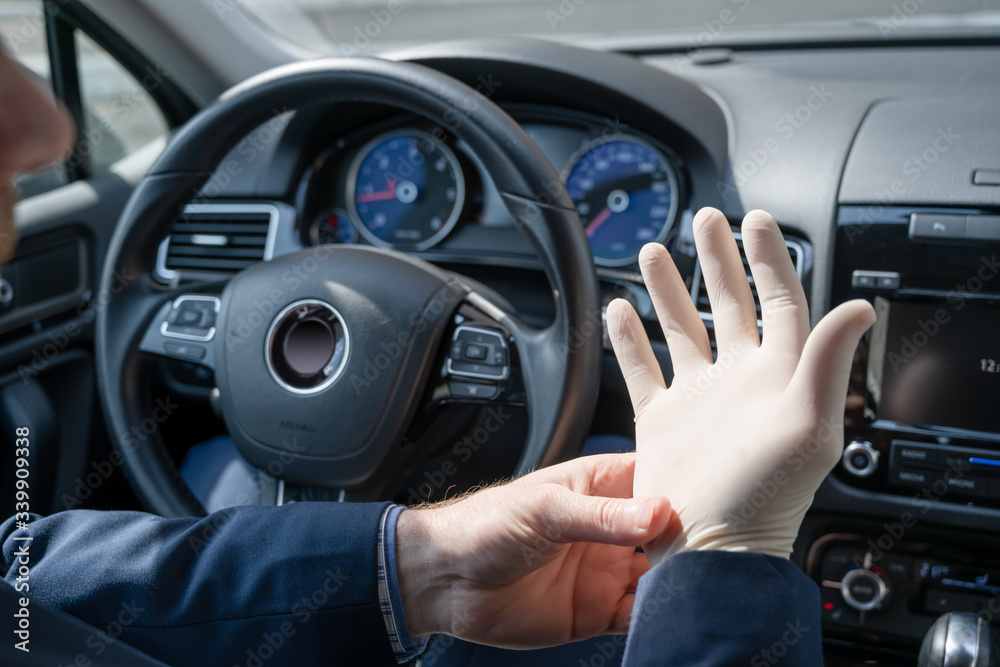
[538, 488, 673, 547]
[788, 299, 876, 413]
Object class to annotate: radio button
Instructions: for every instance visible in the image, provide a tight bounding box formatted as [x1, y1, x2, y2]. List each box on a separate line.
[889, 467, 935, 489]
[909, 213, 966, 241]
[890, 441, 947, 467]
[945, 474, 990, 499]
[843, 441, 879, 478]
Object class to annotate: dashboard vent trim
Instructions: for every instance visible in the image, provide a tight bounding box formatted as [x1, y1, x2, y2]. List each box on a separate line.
[156, 203, 280, 281]
[690, 228, 805, 336]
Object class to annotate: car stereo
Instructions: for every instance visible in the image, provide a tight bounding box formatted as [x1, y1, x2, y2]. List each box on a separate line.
[832, 206, 1000, 505]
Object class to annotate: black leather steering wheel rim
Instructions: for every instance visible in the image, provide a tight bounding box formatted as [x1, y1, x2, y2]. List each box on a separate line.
[95, 58, 601, 518]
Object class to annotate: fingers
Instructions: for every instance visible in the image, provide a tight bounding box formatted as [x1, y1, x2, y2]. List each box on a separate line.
[608, 592, 637, 635]
[740, 210, 810, 357]
[606, 299, 666, 418]
[538, 488, 673, 547]
[693, 207, 760, 349]
[787, 299, 876, 413]
[606, 552, 655, 634]
[636, 244, 713, 378]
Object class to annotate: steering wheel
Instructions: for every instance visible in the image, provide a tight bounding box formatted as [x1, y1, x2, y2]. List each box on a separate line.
[95, 58, 601, 518]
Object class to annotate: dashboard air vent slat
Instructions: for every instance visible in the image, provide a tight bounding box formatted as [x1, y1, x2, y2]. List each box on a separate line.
[690, 228, 804, 348]
[162, 204, 278, 275]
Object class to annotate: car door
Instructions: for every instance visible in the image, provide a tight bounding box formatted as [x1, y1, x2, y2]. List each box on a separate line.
[0, 0, 196, 518]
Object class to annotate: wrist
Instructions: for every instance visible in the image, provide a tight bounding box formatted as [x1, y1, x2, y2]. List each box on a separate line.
[395, 508, 457, 637]
[644, 518, 792, 565]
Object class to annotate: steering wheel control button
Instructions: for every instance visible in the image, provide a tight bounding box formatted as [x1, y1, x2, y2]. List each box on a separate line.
[162, 295, 220, 342]
[841, 569, 890, 612]
[265, 299, 350, 395]
[176, 308, 204, 325]
[164, 342, 207, 361]
[463, 343, 488, 361]
[842, 441, 879, 478]
[446, 325, 509, 381]
[449, 381, 500, 401]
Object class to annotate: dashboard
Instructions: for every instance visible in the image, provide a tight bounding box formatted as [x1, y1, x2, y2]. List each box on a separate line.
[140, 37, 1000, 665]
[296, 111, 683, 268]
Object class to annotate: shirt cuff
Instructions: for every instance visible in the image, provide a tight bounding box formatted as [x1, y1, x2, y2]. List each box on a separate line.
[377, 504, 429, 664]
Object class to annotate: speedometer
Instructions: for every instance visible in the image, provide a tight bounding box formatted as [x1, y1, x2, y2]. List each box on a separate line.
[347, 129, 465, 251]
[563, 136, 680, 266]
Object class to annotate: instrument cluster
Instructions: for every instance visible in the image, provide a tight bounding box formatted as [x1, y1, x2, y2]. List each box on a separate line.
[298, 111, 685, 267]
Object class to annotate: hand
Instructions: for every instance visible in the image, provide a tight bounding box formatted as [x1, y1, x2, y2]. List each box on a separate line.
[395, 453, 672, 647]
[607, 208, 875, 564]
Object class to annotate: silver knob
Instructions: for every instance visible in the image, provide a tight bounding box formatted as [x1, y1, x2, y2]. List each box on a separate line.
[841, 568, 890, 612]
[842, 440, 879, 478]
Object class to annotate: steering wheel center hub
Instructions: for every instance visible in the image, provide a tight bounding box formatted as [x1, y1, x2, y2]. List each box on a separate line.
[266, 299, 349, 394]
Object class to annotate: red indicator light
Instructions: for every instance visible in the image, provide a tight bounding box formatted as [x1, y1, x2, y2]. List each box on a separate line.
[824, 603, 835, 611]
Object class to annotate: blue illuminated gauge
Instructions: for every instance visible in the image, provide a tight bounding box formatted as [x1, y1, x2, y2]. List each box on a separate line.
[563, 136, 680, 266]
[348, 129, 465, 251]
[309, 208, 357, 246]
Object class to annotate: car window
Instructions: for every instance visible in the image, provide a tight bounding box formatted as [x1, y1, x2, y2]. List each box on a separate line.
[0, 0, 169, 198]
[76, 31, 169, 178]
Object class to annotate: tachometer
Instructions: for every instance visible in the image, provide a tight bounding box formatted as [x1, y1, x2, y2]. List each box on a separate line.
[309, 208, 357, 246]
[347, 129, 464, 251]
[563, 136, 679, 266]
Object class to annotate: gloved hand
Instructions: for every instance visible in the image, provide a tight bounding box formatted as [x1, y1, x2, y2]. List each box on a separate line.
[607, 208, 876, 563]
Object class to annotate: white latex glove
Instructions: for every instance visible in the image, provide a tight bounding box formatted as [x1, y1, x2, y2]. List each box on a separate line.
[607, 208, 876, 564]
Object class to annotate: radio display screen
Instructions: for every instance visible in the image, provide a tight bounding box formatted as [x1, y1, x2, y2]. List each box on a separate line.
[873, 299, 1000, 435]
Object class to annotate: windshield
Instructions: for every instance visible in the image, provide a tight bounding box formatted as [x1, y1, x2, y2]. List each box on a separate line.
[238, 0, 1000, 55]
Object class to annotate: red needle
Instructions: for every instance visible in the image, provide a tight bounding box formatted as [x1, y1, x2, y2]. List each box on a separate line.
[357, 178, 397, 204]
[585, 207, 612, 237]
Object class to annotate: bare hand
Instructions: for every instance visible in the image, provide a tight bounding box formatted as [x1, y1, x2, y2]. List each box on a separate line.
[396, 453, 672, 647]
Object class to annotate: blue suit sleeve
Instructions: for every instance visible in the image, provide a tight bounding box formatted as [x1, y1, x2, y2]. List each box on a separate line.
[623, 551, 822, 666]
[1, 502, 399, 667]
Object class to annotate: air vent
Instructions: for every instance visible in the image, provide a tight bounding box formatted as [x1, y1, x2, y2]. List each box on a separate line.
[159, 204, 278, 276]
[690, 229, 805, 346]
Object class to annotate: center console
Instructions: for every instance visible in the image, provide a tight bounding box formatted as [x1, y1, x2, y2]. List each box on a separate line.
[807, 205, 1000, 658]
[833, 205, 1000, 505]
